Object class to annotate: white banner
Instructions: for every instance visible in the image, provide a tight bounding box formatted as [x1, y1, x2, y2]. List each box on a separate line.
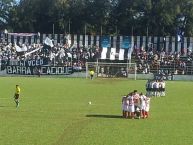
[110, 48, 116, 60]
[119, 49, 125, 60]
[101, 47, 108, 59]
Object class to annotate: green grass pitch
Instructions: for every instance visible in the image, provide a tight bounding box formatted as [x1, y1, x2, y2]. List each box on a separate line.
[0, 77, 193, 145]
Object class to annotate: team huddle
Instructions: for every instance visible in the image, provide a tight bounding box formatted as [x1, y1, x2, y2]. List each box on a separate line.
[122, 80, 166, 119]
[146, 79, 166, 97]
[122, 90, 150, 119]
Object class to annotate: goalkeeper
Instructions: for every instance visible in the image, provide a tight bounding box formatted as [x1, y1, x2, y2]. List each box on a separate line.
[89, 70, 95, 80]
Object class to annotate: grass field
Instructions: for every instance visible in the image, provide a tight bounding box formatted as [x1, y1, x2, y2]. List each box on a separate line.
[0, 77, 193, 145]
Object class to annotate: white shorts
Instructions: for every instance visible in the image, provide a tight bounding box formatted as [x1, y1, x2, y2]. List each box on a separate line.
[122, 104, 127, 111]
[145, 106, 150, 112]
[141, 105, 146, 110]
[127, 105, 135, 112]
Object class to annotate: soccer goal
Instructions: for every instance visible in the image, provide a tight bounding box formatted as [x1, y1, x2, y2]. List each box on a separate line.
[85, 62, 137, 80]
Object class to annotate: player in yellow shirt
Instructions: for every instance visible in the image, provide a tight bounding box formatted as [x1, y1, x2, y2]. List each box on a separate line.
[14, 85, 21, 108]
[89, 70, 94, 80]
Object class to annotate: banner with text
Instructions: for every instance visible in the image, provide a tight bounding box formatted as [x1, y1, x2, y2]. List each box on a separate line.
[6, 66, 73, 75]
[8, 58, 49, 67]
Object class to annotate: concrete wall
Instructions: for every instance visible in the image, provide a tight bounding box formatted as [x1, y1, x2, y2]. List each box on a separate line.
[173, 75, 193, 81]
[128, 73, 154, 80]
[1, 69, 193, 81]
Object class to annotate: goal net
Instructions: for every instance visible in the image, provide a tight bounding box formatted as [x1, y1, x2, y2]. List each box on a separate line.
[85, 62, 137, 80]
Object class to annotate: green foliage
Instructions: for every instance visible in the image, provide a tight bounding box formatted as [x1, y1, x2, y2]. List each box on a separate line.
[2, 0, 193, 36]
[0, 0, 16, 29]
[0, 77, 193, 145]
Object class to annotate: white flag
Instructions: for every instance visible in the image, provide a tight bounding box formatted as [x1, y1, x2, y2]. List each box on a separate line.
[101, 47, 108, 59]
[119, 49, 125, 60]
[15, 43, 22, 52]
[110, 48, 116, 60]
[44, 37, 54, 47]
[21, 44, 27, 52]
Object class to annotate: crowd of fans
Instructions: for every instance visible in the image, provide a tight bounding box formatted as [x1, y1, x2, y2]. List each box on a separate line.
[1, 36, 193, 76]
[0, 38, 100, 71]
[133, 46, 193, 75]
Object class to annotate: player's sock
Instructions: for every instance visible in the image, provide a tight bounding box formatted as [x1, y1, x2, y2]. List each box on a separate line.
[142, 110, 145, 118]
[16, 101, 19, 107]
[131, 112, 134, 119]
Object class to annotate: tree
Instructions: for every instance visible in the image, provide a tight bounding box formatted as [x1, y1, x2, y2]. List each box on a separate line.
[6, 0, 193, 36]
[0, 0, 16, 30]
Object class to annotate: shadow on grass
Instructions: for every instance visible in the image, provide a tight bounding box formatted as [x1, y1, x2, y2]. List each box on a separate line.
[86, 114, 123, 119]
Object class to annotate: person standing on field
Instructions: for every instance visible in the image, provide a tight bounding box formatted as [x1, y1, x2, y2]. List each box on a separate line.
[89, 70, 95, 80]
[127, 92, 135, 119]
[140, 93, 147, 119]
[121, 95, 127, 118]
[14, 85, 21, 108]
[144, 96, 151, 118]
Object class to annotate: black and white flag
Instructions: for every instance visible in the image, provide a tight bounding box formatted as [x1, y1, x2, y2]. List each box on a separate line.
[100, 47, 133, 60]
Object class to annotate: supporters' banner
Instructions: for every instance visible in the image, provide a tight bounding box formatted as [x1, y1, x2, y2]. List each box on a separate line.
[121, 36, 133, 60]
[101, 36, 110, 48]
[0, 59, 7, 71]
[110, 48, 116, 60]
[8, 58, 49, 67]
[2, 34, 191, 56]
[6, 66, 73, 75]
[44, 37, 54, 47]
[121, 36, 131, 49]
[101, 47, 133, 60]
[101, 47, 108, 59]
[119, 49, 125, 60]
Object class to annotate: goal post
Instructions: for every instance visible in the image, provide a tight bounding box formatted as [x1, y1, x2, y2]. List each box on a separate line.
[85, 62, 137, 80]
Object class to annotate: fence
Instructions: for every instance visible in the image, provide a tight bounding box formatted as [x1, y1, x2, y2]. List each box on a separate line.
[1, 33, 193, 56]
